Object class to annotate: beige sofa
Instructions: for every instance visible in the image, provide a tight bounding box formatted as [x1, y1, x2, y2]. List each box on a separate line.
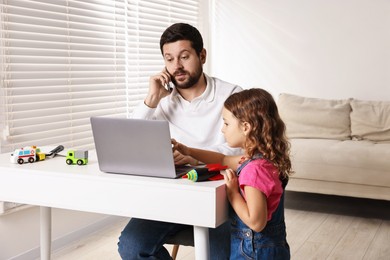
[277, 93, 390, 201]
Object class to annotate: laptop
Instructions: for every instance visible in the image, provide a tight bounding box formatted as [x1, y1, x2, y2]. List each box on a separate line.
[90, 116, 193, 178]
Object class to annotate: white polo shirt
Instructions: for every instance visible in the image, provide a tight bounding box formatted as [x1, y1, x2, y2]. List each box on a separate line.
[132, 74, 243, 155]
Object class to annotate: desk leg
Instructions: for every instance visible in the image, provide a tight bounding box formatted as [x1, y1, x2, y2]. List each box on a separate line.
[193, 226, 209, 260]
[40, 206, 52, 260]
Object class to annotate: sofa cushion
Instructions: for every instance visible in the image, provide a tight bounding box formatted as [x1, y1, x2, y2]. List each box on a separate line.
[350, 99, 390, 143]
[277, 93, 351, 140]
[289, 139, 390, 187]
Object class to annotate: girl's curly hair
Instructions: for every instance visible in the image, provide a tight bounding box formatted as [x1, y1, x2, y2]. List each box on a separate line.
[224, 88, 293, 181]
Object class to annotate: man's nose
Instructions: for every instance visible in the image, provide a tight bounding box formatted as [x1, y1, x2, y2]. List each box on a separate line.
[173, 59, 183, 70]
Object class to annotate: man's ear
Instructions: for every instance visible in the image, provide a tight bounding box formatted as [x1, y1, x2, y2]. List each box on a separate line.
[200, 49, 206, 64]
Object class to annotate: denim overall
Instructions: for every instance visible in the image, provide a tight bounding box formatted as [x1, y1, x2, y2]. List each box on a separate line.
[229, 156, 290, 260]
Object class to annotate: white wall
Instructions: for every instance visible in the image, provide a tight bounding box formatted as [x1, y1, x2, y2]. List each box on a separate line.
[209, 0, 390, 101]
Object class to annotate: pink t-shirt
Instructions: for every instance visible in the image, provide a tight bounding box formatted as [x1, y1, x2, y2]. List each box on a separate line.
[238, 159, 283, 221]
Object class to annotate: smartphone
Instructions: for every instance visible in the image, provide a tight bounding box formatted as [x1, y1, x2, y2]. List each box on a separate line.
[165, 67, 173, 93]
[166, 81, 173, 93]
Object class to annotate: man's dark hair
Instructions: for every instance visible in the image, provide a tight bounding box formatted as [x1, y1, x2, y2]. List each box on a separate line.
[160, 23, 204, 56]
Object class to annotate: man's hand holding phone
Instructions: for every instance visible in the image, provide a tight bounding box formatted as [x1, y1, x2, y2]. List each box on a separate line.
[144, 68, 173, 108]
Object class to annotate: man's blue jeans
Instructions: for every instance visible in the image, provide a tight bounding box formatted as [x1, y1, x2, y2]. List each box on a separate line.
[118, 218, 230, 259]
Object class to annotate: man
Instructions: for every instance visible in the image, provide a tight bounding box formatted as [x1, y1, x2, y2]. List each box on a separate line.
[118, 23, 242, 259]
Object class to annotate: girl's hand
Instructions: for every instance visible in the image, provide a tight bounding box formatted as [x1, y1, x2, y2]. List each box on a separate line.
[222, 168, 239, 197]
[173, 150, 198, 166]
[171, 139, 190, 156]
[171, 139, 197, 165]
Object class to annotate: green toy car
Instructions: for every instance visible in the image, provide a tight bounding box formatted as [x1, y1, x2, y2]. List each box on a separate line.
[66, 150, 88, 165]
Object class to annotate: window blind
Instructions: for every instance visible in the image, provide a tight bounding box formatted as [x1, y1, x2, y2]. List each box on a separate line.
[0, 0, 200, 153]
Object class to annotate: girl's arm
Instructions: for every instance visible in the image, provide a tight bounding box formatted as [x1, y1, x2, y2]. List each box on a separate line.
[172, 139, 241, 170]
[224, 170, 268, 232]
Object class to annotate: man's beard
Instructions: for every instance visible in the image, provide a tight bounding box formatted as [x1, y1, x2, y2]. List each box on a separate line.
[171, 67, 203, 89]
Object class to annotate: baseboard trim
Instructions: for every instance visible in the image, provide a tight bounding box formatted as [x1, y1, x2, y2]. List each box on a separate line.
[9, 215, 127, 260]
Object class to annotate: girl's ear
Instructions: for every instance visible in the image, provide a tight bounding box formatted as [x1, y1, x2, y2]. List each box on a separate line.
[242, 122, 252, 136]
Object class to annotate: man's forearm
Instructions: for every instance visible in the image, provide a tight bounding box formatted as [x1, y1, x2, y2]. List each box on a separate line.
[144, 94, 160, 108]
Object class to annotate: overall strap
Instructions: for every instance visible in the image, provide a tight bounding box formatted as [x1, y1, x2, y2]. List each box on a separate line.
[236, 154, 263, 176]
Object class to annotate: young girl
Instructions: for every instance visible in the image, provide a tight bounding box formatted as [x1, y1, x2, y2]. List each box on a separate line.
[172, 88, 292, 259]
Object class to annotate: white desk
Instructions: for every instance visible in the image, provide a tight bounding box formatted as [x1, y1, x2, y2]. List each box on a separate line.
[0, 151, 228, 259]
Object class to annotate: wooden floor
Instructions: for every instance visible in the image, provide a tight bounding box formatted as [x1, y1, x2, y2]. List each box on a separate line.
[48, 191, 390, 260]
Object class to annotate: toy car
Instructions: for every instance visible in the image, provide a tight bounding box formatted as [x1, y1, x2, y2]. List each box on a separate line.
[10, 146, 46, 164]
[66, 150, 88, 165]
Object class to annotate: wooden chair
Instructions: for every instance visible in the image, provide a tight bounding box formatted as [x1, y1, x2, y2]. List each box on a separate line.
[165, 228, 194, 259]
[171, 245, 180, 260]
